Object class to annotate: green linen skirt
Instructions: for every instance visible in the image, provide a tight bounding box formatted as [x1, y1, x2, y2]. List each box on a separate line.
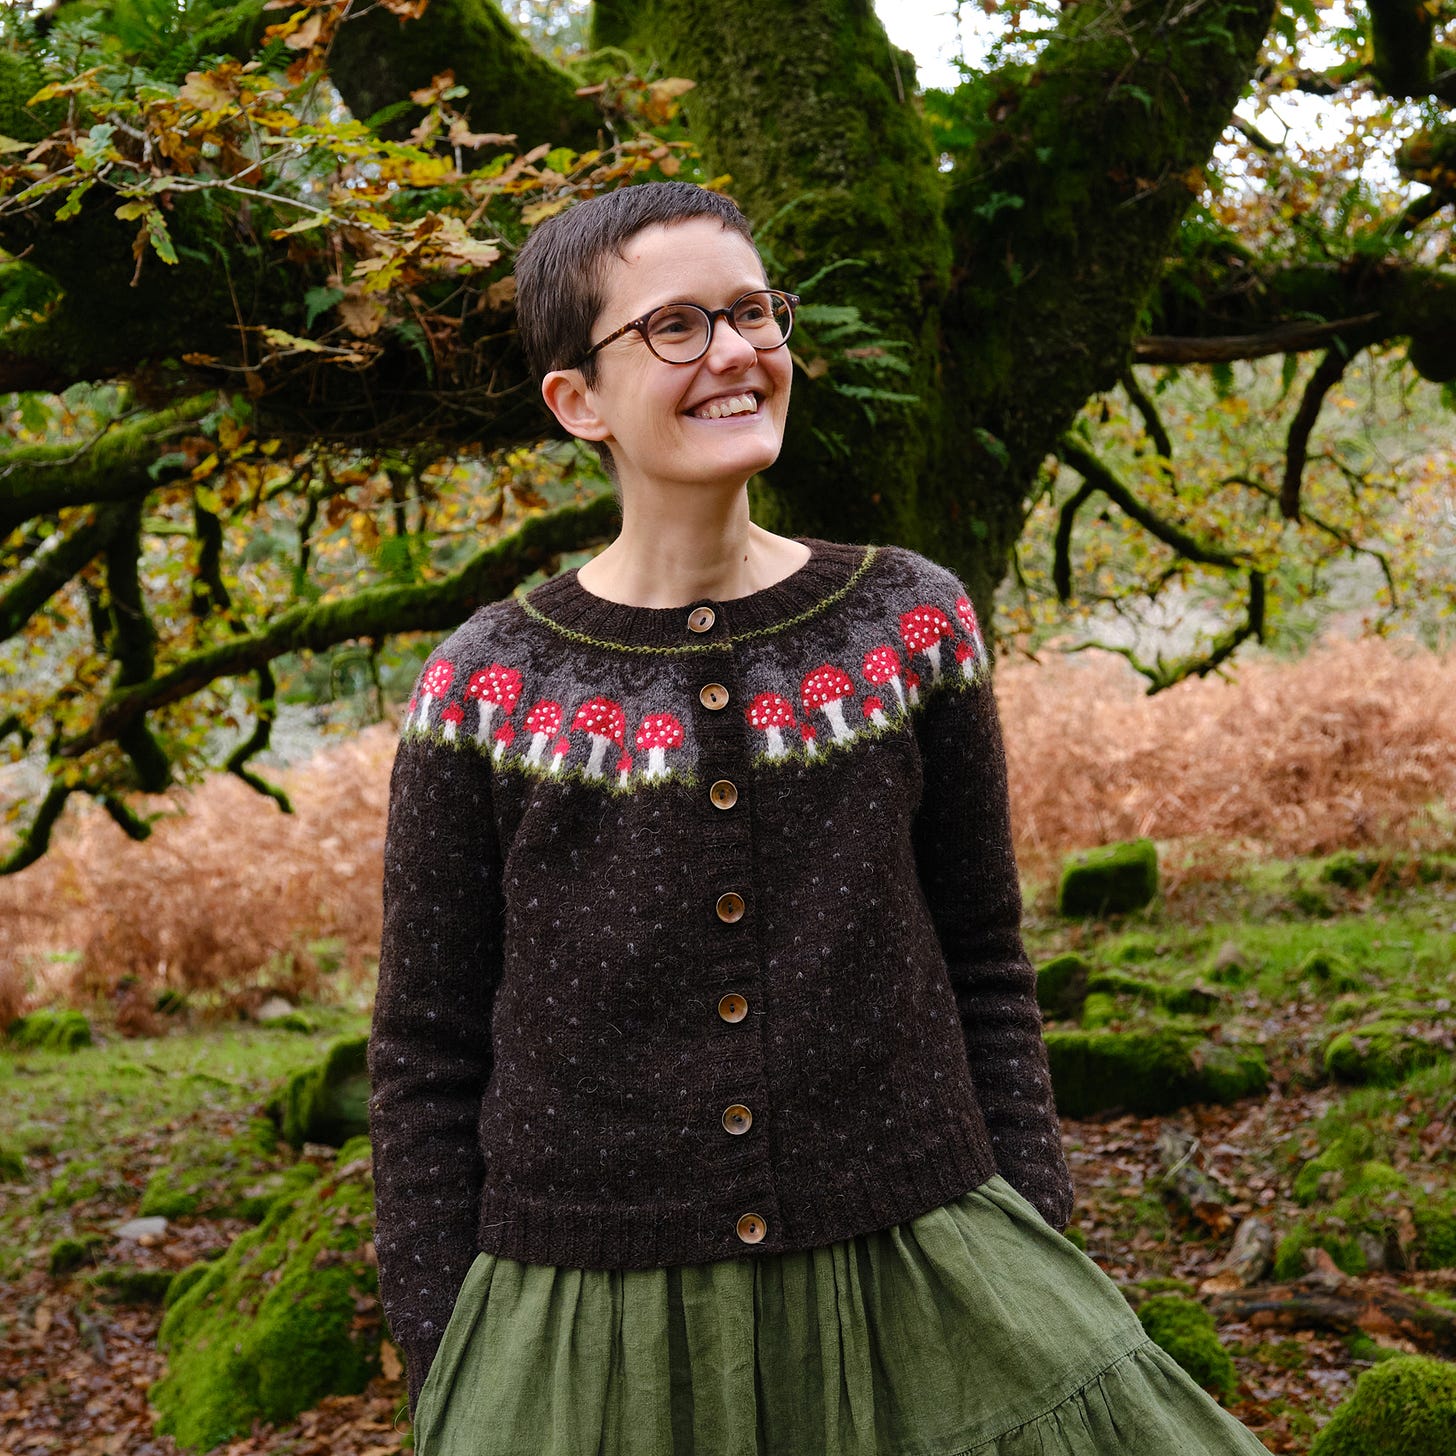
[412, 1176, 1269, 1456]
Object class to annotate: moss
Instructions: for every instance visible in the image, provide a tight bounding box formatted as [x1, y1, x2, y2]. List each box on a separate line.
[1324, 1019, 1449, 1086]
[1296, 949, 1366, 993]
[1412, 1207, 1456, 1268]
[8, 1008, 93, 1053]
[1207, 942, 1254, 987]
[87, 1266, 177, 1305]
[1079, 991, 1119, 1029]
[150, 1141, 380, 1451]
[1057, 838, 1159, 917]
[268, 1036, 370, 1149]
[44, 1156, 113, 1209]
[1310, 1356, 1456, 1455]
[165, 1261, 215, 1309]
[1136, 1294, 1236, 1400]
[1044, 1028, 1267, 1117]
[1035, 952, 1091, 1020]
[137, 1115, 305, 1222]
[49, 1233, 105, 1276]
[1061, 1225, 1087, 1251]
[0, 1145, 25, 1182]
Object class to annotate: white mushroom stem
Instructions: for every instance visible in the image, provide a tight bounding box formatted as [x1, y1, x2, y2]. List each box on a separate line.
[550, 749, 565, 774]
[646, 746, 669, 779]
[416, 692, 435, 730]
[475, 702, 498, 745]
[868, 706, 889, 728]
[525, 732, 549, 766]
[821, 699, 853, 743]
[764, 726, 786, 759]
[585, 734, 610, 778]
[922, 642, 944, 682]
[887, 676, 906, 711]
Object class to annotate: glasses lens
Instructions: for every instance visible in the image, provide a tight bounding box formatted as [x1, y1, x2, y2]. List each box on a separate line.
[646, 304, 710, 362]
[732, 291, 792, 347]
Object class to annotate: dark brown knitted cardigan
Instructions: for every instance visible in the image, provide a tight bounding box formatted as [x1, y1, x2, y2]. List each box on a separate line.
[369, 536, 1074, 1413]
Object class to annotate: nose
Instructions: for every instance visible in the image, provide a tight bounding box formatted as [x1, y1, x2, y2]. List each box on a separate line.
[703, 312, 761, 370]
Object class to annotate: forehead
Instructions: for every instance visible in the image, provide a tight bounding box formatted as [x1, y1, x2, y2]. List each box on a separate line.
[597, 218, 766, 314]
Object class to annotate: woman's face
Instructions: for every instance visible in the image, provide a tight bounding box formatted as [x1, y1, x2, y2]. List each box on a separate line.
[573, 217, 793, 495]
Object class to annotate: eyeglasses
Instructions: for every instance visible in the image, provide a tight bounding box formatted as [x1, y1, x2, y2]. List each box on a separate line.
[572, 289, 800, 369]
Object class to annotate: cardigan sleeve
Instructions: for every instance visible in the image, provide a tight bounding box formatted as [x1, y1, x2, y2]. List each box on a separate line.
[369, 719, 504, 1419]
[908, 631, 1075, 1233]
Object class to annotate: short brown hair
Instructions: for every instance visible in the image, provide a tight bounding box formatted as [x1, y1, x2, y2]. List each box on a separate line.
[514, 181, 760, 390]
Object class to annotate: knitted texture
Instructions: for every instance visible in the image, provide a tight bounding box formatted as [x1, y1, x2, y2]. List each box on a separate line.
[369, 536, 1074, 1412]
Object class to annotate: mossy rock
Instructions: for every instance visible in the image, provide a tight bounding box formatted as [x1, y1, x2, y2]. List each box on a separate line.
[1296, 949, 1366, 993]
[1310, 1355, 1456, 1455]
[0, 1144, 26, 1182]
[165, 1260, 216, 1309]
[8, 1008, 92, 1052]
[1044, 1028, 1268, 1117]
[1057, 838, 1159, 917]
[1136, 1294, 1236, 1400]
[49, 1233, 106, 1276]
[150, 1138, 380, 1451]
[1324, 1020, 1449, 1087]
[86, 1267, 177, 1305]
[1036, 953, 1092, 1020]
[1079, 991, 1119, 1030]
[1079, 970, 1223, 1024]
[1207, 941, 1254, 988]
[1274, 1182, 1456, 1280]
[267, 1036, 369, 1149]
[138, 1117, 311, 1222]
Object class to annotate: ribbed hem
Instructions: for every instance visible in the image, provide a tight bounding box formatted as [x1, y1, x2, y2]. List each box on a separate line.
[473, 1128, 1000, 1271]
[514, 536, 875, 649]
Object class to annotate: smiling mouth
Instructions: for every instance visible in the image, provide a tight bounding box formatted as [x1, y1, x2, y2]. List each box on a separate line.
[688, 391, 761, 420]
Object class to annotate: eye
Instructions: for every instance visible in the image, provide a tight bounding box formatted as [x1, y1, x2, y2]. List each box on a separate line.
[648, 305, 701, 340]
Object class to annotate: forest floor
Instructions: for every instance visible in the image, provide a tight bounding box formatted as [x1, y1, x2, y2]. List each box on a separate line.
[1, 848, 1454, 1454]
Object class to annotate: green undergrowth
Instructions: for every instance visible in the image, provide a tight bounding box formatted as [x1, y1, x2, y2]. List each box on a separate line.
[0, 1007, 369, 1280]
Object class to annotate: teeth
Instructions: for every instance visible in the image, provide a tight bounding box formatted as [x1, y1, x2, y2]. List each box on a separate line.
[695, 393, 757, 419]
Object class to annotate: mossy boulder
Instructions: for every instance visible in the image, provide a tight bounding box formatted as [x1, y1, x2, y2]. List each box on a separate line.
[0, 1144, 26, 1182]
[1057, 838, 1159, 917]
[49, 1233, 105, 1276]
[1036, 953, 1092, 1020]
[8, 1007, 92, 1052]
[1076, 969, 1224, 1026]
[1309, 1355, 1456, 1455]
[86, 1267, 177, 1305]
[267, 1036, 369, 1149]
[150, 1138, 380, 1451]
[1324, 1019, 1450, 1087]
[1044, 1028, 1268, 1117]
[1136, 1294, 1236, 1400]
[1296, 949, 1365, 993]
[138, 1116, 316, 1222]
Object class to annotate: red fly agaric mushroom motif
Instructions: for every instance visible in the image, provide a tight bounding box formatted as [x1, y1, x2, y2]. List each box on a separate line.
[616, 750, 633, 788]
[862, 645, 908, 714]
[522, 700, 564, 767]
[800, 721, 818, 758]
[466, 664, 523, 746]
[492, 721, 515, 764]
[635, 713, 684, 780]
[441, 701, 464, 743]
[900, 605, 955, 685]
[405, 693, 419, 733]
[549, 735, 570, 774]
[955, 595, 988, 676]
[863, 696, 890, 729]
[905, 669, 921, 706]
[746, 692, 796, 759]
[800, 664, 856, 745]
[573, 697, 627, 779]
[417, 659, 455, 730]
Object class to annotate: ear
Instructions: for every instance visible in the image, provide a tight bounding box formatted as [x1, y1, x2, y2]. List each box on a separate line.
[541, 369, 611, 443]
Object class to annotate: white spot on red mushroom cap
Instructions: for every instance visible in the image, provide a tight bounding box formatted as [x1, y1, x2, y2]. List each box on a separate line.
[955, 596, 980, 636]
[899, 605, 954, 651]
[422, 659, 455, 695]
[634, 713, 684, 750]
[746, 692, 795, 729]
[862, 645, 903, 683]
[465, 664, 523, 709]
[800, 664, 854, 713]
[524, 699, 563, 733]
[572, 696, 626, 740]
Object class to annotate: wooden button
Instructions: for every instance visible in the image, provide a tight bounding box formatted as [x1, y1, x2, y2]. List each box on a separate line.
[718, 993, 748, 1023]
[687, 606, 716, 632]
[722, 1104, 753, 1135]
[736, 1212, 767, 1244]
[699, 683, 729, 710]
[715, 891, 745, 923]
[710, 779, 738, 809]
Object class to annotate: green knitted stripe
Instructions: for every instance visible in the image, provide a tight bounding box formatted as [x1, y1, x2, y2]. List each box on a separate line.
[510, 545, 881, 652]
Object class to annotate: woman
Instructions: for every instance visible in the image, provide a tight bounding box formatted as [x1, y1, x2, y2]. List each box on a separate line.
[368, 180, 1269, 1454]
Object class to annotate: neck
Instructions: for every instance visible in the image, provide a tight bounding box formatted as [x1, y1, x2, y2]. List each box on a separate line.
[578, 492, 806, 609]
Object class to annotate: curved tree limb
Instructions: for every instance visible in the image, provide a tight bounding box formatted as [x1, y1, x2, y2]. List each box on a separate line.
[1119, 366, 1175, 481]
[1134, 314, 1383, 363]
[0, 397, 216, 538]
[57, 490, 621, 760]
[0, 502, 130, 643]
[1053, 480, 1098, 603]
[225, 662, 292, 812]
[1282, 347, 1351, 521]
[1057, 436, 1248, 569]
[1071, 570, 1266, 694]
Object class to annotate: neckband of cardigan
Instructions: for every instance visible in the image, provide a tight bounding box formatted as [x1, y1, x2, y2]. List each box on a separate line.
[516, 536, 873, 649]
